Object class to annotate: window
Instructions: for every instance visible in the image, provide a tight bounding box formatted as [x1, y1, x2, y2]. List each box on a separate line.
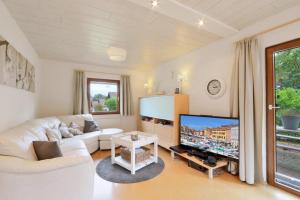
[87, 78, 120, 115]
[266, 38, 300, 196]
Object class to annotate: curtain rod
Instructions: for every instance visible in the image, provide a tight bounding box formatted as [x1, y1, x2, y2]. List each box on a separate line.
[251, 17, 300, 38]
[0, 41, 9, 46]
[75, 69, 128, 76]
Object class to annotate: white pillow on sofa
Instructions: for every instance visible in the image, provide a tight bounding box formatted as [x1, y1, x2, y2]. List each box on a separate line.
[68, 128, 83, 135]
[69, 122, 84, 135]
[46, 128, 62, 144]
[57, 114, 93, 130]
[59, 123, 74, 138]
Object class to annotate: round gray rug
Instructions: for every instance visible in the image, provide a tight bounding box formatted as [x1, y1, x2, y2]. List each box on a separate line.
[96, 156, 165, 184]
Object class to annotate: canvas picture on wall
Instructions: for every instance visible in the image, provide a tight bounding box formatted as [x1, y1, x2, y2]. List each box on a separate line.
[0, 35, 35, 92]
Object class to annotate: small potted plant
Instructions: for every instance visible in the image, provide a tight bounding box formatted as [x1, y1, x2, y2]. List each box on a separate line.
[277, 88, 300, 130]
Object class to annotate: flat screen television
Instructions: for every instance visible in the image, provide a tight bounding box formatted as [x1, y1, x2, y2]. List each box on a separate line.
[180, 114, 239, 159]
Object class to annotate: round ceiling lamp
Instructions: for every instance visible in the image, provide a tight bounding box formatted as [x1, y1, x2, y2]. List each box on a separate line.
[106, 47, 127, 62]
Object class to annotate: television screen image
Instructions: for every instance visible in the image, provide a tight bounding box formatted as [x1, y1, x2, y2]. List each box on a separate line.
[180, 115, 239, 159]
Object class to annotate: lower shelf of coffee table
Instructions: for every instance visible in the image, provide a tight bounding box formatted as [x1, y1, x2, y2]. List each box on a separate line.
[114, 155, 156, 172]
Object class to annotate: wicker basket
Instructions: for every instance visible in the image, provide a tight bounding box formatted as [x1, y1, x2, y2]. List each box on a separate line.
[120, 147, 151, 164]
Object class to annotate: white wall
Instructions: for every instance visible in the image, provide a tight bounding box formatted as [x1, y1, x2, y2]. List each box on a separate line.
[0, 1, 41, 132]
[152, 41, 234, 117]
[38, 59, 148, 131]
[150, 6, 300, 183]
[152, 5, 300, 117]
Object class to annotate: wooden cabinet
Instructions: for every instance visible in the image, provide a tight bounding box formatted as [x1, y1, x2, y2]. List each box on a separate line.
[141, 120, 154, 134]
[140, 96, 174, 120]
[154, 124, 173, 148]
[139, 94, 189, 149]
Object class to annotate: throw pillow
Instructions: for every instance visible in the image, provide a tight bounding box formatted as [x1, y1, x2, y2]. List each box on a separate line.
[68, 127, 83, 135]
[83, 120, 100, 133]
[46, 128, 62, 143]
[33, 141, 63, 161]
[59, 123, 73, 138]
[69, 122, 83, 132]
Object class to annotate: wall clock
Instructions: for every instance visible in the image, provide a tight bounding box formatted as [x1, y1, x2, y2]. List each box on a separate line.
[206, 79, 226, 98]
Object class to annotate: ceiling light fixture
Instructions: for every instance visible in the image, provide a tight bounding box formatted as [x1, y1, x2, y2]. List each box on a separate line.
[151, 0, 159, 8]
[106, 47, 127, 62]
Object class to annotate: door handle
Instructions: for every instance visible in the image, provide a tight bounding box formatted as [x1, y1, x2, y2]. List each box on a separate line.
[268, 104, 280, 110]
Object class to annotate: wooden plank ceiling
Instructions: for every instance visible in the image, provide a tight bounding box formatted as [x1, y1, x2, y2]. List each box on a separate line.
[2, 0, 300, 69]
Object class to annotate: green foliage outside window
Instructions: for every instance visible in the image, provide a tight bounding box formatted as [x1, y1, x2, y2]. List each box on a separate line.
[105, 97, 117, 111]
[275, 47, 300, 89]
[277, 88, 300, 113]
[93, 94, 106, 102]
[275, 47, 300, 126]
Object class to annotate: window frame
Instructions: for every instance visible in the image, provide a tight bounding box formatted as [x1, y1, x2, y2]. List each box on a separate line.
[87, 78, 120, 115]
[266, 38, 300, 197]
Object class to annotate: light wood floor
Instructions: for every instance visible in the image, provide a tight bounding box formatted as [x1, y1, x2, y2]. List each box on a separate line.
[92, 148, 299, 200]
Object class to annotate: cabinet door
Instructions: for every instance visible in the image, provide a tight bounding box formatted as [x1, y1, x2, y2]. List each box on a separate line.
[154, 124, 173, 148]
[140, 96, 174, 120]
[141, 121, 154, 134]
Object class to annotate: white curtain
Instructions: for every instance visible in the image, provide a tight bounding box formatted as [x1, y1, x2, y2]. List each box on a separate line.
[120, 75, 134, 116]
[73, 71, 87, 114]
[230, 38, 265, 184]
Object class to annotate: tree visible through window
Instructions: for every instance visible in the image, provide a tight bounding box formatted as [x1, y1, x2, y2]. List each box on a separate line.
[87, 78, 120, 114]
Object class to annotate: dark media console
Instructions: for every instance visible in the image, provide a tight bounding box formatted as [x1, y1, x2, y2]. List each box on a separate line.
[170, 145, 228, 178]
[187, 149, 208, 160]
[170, 145, 218, 166]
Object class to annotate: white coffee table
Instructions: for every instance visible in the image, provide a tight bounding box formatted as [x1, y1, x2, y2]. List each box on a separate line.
[111, 131, 158, 175]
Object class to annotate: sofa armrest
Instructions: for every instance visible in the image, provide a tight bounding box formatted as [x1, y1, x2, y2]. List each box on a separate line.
[0, 155, 93, 174]
[0, 155, 95, 200]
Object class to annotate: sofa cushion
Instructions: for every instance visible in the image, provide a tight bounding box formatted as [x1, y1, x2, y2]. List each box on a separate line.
[60, 138, 87, 154]
[46, 128, 62, 143]
[62, 148, 91, 157]
[76, 131, 101, 145]
[83, 120, 100, 133]
[0, 121, 50, 160]
[69, 122, 84, 132]
[68, 128, 83, 136]
[33, 141, 63, 160]
[59, 123, 74, 138]
[31, 117, 61, 130]
[98, 128, 123, 140]
[57, 114, 94, 130]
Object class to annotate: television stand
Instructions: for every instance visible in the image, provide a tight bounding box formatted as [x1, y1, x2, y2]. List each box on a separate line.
[171, 150, 228, 179]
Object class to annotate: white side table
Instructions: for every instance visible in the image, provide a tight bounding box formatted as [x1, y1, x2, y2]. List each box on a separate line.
[111, 131, 158, 175]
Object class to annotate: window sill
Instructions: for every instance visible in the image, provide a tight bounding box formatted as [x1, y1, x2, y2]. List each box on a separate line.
[92, 113, 121, 119]
[90, 112, 120, 115]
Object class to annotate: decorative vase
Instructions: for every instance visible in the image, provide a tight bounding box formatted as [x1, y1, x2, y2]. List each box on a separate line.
[281, 115, 300, 130]
[131, 134, 139, 141]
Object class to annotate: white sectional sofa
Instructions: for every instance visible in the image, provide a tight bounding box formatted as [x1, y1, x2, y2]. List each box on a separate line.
[0, 114, 123, 200]
[57, 114, 123, 152]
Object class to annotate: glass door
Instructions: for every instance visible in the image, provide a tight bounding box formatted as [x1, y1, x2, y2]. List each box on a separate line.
[266, 38, 300, 196]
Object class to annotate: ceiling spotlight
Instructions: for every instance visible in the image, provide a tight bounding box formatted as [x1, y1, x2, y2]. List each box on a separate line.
[151, 0, 159, 8]
[198, 19, 205, 27]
